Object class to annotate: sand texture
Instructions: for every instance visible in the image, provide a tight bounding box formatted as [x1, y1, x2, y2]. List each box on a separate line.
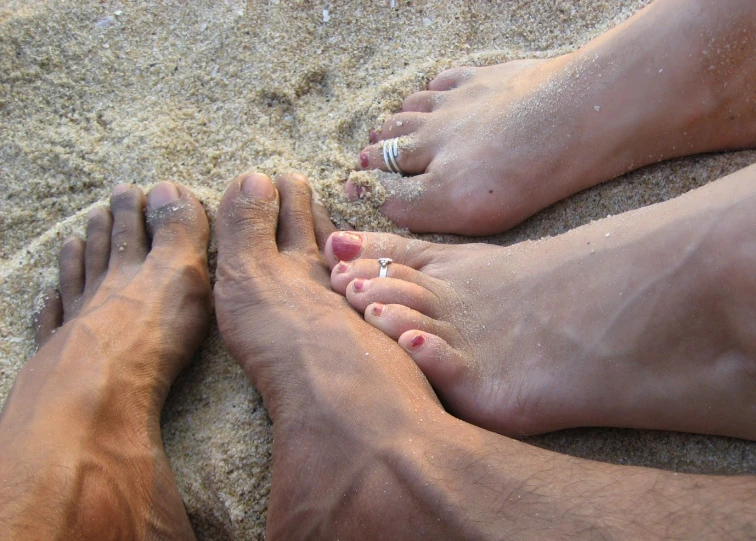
[2, 0, 756, 538]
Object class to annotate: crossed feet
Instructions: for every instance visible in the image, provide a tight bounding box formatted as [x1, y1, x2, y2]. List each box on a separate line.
[351, 0, 756, 234]
[3, 169, 756, 538]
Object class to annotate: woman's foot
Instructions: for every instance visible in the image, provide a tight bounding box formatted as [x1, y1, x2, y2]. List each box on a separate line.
[0, 183, 211, 539]
[327, 164, 756, 440]
[352, 0, 756, 234]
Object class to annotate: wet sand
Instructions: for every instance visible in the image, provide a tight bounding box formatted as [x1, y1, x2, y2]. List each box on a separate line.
[2, 0, 756, 538]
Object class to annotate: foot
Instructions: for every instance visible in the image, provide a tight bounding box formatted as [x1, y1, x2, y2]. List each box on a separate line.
[0, 183, 211, 539]
[327, 164, 756, 440]
[214, 172, 455, 538]
[352, 0, 756, 234]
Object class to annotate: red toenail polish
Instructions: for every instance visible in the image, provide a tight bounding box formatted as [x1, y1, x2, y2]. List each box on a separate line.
[372, 303, 384, 316]
[355, 185, 364, 199]
[409, 334, 426, 350]
[360, 152, 369, 168]
[336, 262, 350, 273]
[353, 279, 368, 292]
[332, 232, 362, 261]
[369, 129, 378, 144]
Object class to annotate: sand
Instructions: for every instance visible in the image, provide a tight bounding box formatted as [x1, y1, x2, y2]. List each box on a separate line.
[2, 0, 756, 538]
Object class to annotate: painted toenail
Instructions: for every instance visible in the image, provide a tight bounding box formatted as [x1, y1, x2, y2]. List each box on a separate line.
[408, 334, 426, 350]
[360, 152, 369, 169]
[352, 279, 369, 292]
[336, 261, 351, 274]
[148, 182, 180, 209]
[112, 183, 132, 196]
[371, 303, 384, 316]
[240, 173, 276, 200]
[332, 232, 362, 261]
[369, 130, 378, 144]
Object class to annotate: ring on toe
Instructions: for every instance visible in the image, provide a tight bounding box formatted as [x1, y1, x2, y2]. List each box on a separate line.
[378, 257, 393, 278]
[382, 138, 402, 175]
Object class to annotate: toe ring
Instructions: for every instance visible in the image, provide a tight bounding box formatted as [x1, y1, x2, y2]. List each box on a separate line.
[378, 258, 393, 278]
[382, 138, 403, 175]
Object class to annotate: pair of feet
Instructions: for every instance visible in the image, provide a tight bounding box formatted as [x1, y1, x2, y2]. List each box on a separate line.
[351, 0, 756, 234]
[3, 163, 756, 537]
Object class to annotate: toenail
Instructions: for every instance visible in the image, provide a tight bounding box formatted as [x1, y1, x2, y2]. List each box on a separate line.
[408, 334, 426, 350]
[87, 207, 104, 220]
[148, 182, 180, 209]
[352, 278, 370, 292]
[360, 152, 369, 168]
[331, 232, 362, 261]
[240, 173, 276, 201]
[336, 261, 351, 274]
[112, 183, 132, 196]
[371, 303, 384, 316]
[369, 130, 377, 144]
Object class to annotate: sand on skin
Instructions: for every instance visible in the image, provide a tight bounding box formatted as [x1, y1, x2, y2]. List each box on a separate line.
[2, 0, 756, 538]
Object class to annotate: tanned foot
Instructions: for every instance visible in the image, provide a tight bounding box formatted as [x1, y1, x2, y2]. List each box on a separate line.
[215, 172, 756, 539]
[327, 163, 756, 440]
[0, 183, 211, 539]
[351, 0, 756, 234]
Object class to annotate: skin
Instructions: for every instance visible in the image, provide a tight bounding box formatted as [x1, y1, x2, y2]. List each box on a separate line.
[214, 172, 756, 539]
[352, 0, 756, 234]
[327, 163, 756, 440]
[2, 172, 756, 539]
[0, 182, 211, 540]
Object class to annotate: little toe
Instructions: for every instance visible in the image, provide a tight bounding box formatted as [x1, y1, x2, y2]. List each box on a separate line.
[427, 67, 476, 91]
[275, 173, 319, 255]
[84, 207, 113, 294]
[331, 258, 439, 295]
[325, 231, 435, 269]
[34, 288, 62, 348]
[401, 91, 444, 113]
[216, 172, 281, 272]
[364, 303, 453, 342]
[58, 236, 85, 319]
[359, 137, 432, 175]
[375, 113, 429, 141]
[346, 277, 440, 318]
[109, 184, 149, 267]
[398, 330, 467, 392]
[146, 181, 211, 261]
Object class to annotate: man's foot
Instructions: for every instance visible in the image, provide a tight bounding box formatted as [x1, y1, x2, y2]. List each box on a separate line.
[0, 183, 211, 539]
[327, 164, 756, 440]
[352, 0, 756, 234]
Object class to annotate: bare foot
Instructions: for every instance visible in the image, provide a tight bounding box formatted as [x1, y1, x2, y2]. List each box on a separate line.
[0, 183, 211, 539]
[215, 172, 756, 539]
[328, 163, 756, 440]
[352, 0, 756, 234]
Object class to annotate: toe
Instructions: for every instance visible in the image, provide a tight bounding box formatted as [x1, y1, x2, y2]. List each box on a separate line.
[58, 236, 85, 318]
[330, 258, 439, 295]
[398, 330, 467, 391]
[84, 207, 113, 294]
[401, 91, 443, 113]
[146, 181, 210, 258]
[311, 189, 337, 250]
[275, 173, 319, 255]
[34, 288, 62, 348]
[359, 137, 432, 176]
[375, 113, 429, 141]
[346, 277, 440, 318]
[325, 231, 435, 269]
[427, 67, 476, 91]
[364, 303, 453, 342]
[216, 172, 281, 270]
[109, 184, 149, 267]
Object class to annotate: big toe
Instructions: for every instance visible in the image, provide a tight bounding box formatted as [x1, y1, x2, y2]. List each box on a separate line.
[147, 181, 210, 260]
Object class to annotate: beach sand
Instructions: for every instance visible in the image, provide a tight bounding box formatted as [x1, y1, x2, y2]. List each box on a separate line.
[2, 0, 755, 537]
